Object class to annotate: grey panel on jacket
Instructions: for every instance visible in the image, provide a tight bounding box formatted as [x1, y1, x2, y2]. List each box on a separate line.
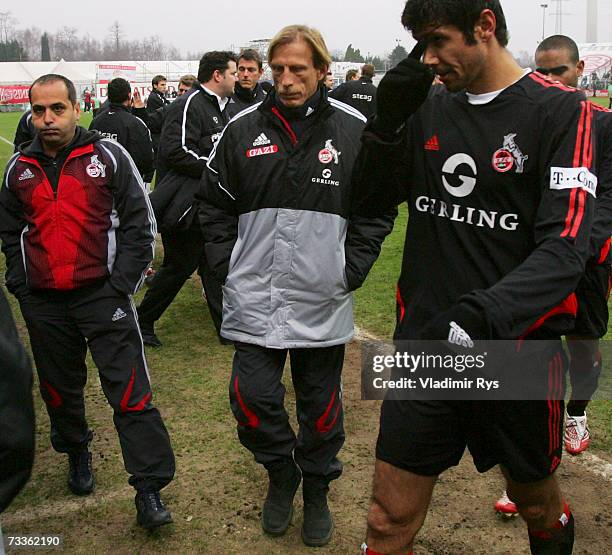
[222, 207, 354, 348]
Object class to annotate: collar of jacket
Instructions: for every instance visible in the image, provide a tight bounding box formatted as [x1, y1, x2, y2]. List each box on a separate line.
[108, 103, 130, 112]
[260, 86, 332, 121]
[194, 83, 226, 113]
[20, 126, 101, 159]
[234, 82, 261, 103]
[360, 77, 373, 84]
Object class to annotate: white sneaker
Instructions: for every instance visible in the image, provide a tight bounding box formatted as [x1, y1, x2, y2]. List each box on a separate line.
[494, 490, 518, 518]
[565, 412, 590, 455]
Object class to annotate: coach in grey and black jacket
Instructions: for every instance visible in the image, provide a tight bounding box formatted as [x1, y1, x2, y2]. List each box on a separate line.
[199, 87, 396, 347]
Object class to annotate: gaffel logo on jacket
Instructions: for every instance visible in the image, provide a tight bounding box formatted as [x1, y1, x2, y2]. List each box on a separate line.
[246, 145, 279, 158]
[252, 133, 271, 147]
[318, 139, 341, 165]
[492, 133, 528, 174]
[18, 168, 35, 181]
[86, 155, 106, 178]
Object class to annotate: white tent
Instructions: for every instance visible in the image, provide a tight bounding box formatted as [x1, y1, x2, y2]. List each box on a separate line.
[0, 62, 35, 85]
[50, 59, 92, 84]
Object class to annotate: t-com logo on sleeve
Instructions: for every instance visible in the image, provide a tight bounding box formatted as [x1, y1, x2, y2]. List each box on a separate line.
[550, 167, 598, 197]
[442, 153, 477, 197]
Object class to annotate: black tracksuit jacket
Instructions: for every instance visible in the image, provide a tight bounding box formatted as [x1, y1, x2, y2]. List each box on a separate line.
[352, 73, 598, 341]
[330, 77, 377, 119]
[89, 103, 154, 182]
[13, 110, 36, 152]
[227, 82, 267, 118]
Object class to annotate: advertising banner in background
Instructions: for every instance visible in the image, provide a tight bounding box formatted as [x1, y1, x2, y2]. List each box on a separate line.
[96, 64, 138, 84]
[96, 82, 179, 102]
[0, 85, 30, 105]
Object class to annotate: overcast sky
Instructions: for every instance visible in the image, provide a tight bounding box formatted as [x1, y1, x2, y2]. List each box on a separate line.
[12, 0, 612, 58]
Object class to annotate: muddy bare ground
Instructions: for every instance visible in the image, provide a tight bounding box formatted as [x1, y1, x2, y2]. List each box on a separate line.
[3, 340, 610, 554]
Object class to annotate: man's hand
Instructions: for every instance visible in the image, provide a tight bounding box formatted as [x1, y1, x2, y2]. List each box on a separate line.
[132, 89, 145, 109]
[374, 41, 435, 133]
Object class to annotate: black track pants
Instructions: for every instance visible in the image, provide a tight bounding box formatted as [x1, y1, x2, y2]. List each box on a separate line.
[230, 342, 345, 482]
[137, 225, 222, 335]
[19, 281, 175, 491]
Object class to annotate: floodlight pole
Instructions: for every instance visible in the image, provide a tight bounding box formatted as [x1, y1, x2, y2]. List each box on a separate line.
[540, 4, 548, 41]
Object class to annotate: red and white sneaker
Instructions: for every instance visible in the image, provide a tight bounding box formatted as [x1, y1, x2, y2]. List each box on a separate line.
[494, 490, 518, 518]
[565, 412, 590, 455]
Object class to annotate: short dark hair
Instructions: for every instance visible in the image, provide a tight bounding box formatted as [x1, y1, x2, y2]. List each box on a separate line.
[238, 48, 263, 70]
[29, 74, 77, 105]
[536, 35, 580, 64]
[345, 69, 359, 81]
[198, 51, 237, 83]
[178, 74, 197, 88]
[107, 78, 131, 104]
[152, 74, 167, 88]
[361, 64, 375, 78]
[401, 0, 509, 48]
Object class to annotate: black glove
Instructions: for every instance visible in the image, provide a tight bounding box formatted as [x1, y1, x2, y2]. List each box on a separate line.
[374, 41, 435, 133]
[419, 300, 491, 346]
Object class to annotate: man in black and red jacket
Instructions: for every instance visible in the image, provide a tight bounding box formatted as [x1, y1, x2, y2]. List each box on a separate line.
[0, 74, 175, 530]
[352, 2, 597, 554]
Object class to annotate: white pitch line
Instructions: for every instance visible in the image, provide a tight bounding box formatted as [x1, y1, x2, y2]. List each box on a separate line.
[1, 487, 132, 526]
[567, 452, 612, 481]
[0, 133, 14, 146]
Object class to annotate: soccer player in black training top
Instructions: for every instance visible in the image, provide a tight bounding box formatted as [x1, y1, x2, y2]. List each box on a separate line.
[353, 2, 597, 554]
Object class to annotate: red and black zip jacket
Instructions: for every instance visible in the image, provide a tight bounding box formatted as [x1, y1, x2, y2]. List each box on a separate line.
[352, 72, 597, 341]
[0, 127, 156, 296]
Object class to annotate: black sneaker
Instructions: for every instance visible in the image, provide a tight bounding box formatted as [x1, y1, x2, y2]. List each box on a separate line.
[135, 489, 173, 529]
[261, 461, 302, 536]
[141, 329, 162, 348]
[68, 450, 94, 496]
[301, 477, 333, 547]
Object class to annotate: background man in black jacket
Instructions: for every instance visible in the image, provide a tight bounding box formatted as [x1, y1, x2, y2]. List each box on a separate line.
[146, 74, 197, 150]
[330, 63, 377, 118]
[146, 74, 169, 156]
[227, 49, 267, 117]
[12, 109, 36, 152]
[89, 77, 154, 184]
[139, 52, 237, 347]
[494, 33, 612, 518]
[0, 74, 175, 530]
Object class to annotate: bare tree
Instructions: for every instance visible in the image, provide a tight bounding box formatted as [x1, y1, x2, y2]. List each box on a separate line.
[109, 21, 123, 58]
[56, 26, 78, 60]
[0, 11, 16, 44]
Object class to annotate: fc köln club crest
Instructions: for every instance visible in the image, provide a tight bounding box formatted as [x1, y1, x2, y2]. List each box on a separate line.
[86, 155, 106, 178]
[492, 133, 528, 174]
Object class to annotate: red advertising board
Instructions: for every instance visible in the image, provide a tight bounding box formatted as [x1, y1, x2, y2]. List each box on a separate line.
[0, 85, 30, 105]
